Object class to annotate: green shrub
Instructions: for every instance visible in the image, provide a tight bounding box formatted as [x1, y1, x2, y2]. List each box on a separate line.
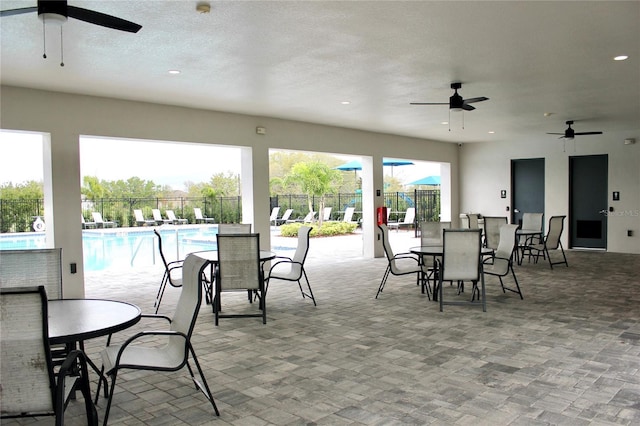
[279, 221, 358, 237]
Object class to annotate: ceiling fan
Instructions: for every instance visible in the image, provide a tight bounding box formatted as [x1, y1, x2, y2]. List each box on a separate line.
[410, 82, 489, 111]
[1, 0, 142, 33]
[547, 121, 603, 139]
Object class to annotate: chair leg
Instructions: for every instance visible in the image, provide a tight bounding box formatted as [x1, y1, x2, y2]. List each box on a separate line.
[299, 269, 316, 306]
[186, 346, 220, 416]
[376, 266, 391, 299]
[102, 371, 118, 426]
[439, 276, 444, 311]
[480, 275, 486, 312]
[510, 267, 523, 300]
[154, 274, 169, 314]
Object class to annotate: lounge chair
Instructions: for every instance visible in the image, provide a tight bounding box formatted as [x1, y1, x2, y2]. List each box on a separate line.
[91, 212, 116, 228]
[152, 209, 172, 225]
[193, 208, 215, 224]
[133, 209, 155, 226]
[342, 207, 356, 223]
[388, 207, 415, 231]
[322, 207, 332, 221]
[82, 214, 96, 229]
[276, 209, 293, 225]
[166, 210, 188, 225]
[270, 207, 281, 226]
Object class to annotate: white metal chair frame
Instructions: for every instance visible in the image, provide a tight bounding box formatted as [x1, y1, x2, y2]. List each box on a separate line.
[99, 255, 220, 425]
[376, 224, 427, 299]
[266, 226, 316, 306]
[0, 286, 98, 426]
[483, 224, 523, 299]
[438, 229, 486, 312]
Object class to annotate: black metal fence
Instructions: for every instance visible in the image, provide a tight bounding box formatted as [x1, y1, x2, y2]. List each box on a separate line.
[1, 190, 440, 233]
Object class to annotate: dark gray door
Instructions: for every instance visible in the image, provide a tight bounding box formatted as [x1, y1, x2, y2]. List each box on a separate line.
[569, 155, 608, 249]
[511, 158, 545, 227]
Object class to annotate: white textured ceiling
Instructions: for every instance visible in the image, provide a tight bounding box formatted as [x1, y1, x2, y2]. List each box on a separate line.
[1, 1, 639, 144]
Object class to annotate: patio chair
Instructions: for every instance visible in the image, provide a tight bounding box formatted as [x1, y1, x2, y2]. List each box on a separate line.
[91, 212, 116, 228]
[528, 215, 568, 269]
[277, 208, 294, 225]
[297, 211, 316, 223]
[214, 233, 266, 325]
[193, 207, 215, 224]
[322, 207, 332, 221]
[100, 254, 220, 425]
[153, 229, 184, 314]
[0, 286, 98, 426]
[483, 216, 508, 251]
[266, 226, 316, 306]
[152, 208, 172, 225]
[438, 229, 485, 312]
[133, 209, 155, 226]
[166, 209, 188, 225]
[376, 224, 427, 299]
[466, 213, 480, 229]
[270, 206, 281, 226]
[82, 214, 96, 229]
[343, 207, 356, 223]
[388, 207, 415, 231]
[418, 221, 450, 293]
[483, 224, 523, 299]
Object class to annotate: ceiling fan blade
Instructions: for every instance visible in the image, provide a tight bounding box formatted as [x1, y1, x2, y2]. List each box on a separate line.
[463, 96, 489, 104]
[574, 131, 603, 135]
[1, 6, 38, 17]
[67, 6, 141, 33]
[410, 102, 448, 105]
[462, 104, 475, 111]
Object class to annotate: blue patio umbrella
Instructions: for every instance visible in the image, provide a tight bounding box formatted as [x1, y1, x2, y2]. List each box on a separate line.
[409, 175, 441, 186]
[335, 158, 414, 176]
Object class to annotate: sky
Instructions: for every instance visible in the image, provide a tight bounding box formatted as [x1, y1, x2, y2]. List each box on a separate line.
[0, 131, 440, 190]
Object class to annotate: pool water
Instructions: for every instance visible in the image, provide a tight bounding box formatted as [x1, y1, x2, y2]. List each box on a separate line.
[0, 227, 219, 272]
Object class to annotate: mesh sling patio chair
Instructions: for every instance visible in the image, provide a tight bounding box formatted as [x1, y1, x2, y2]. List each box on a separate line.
[266, 226, 316, 306]
[483, 224, 523, 299]
[217, 223, 252, 234]
[466, 213, 480, 229]
[343, 207, 356, 223]
[438, 229, 486, 312]
[214, 233, 266, 325]
[483, 216, 508, 251]
[270, 207, 281, 226]
[0, 286, 98, 426]
[153, 229, 184, 314]
[418, 221, 450, 295]
[528, 215, 569, 269]
[376, 224, 427, 299]
[277, 208, 294, 225]
[99, 254, 220, 425]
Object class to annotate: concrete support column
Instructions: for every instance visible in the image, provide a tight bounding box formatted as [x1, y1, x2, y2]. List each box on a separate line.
[240, 145, 271, 250]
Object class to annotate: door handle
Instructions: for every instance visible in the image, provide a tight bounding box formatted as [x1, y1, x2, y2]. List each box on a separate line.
[514, 208, 520, 213]
[598, 209, 607, 214]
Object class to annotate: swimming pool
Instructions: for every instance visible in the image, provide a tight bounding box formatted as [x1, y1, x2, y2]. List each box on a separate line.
[0, 227, 219, 272]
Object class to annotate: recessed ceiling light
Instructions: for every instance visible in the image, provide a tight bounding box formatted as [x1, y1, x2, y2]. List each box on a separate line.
[441, 121, 448, 125]
[488, 131, 495, 134]
[614, 55, 629, 61]
[168, 70, 181, 75]
[340, 101, 351, 105]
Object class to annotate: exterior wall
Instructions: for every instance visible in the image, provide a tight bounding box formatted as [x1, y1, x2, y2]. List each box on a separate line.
[459, 134, 640, 254]
[0, 85, 460, 296]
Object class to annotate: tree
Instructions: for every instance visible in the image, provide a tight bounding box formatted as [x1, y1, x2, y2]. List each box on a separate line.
[285, 161, 342, 226]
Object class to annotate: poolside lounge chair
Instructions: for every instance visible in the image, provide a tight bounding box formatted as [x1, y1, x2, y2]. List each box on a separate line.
[276, 209, 293, 225]
[152, 209, 172, 225]
[91, 212, 116, 228]
[388, 207, 415, 231]
[193, 208, 215, 224]
[342, 207, 356, 223]
[270, 207, 281, 226]
[166, 210, 188, 225]
[82, 215, 96, 229]
[133, 209, 155, 226]
[323, 207, 332, 221]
